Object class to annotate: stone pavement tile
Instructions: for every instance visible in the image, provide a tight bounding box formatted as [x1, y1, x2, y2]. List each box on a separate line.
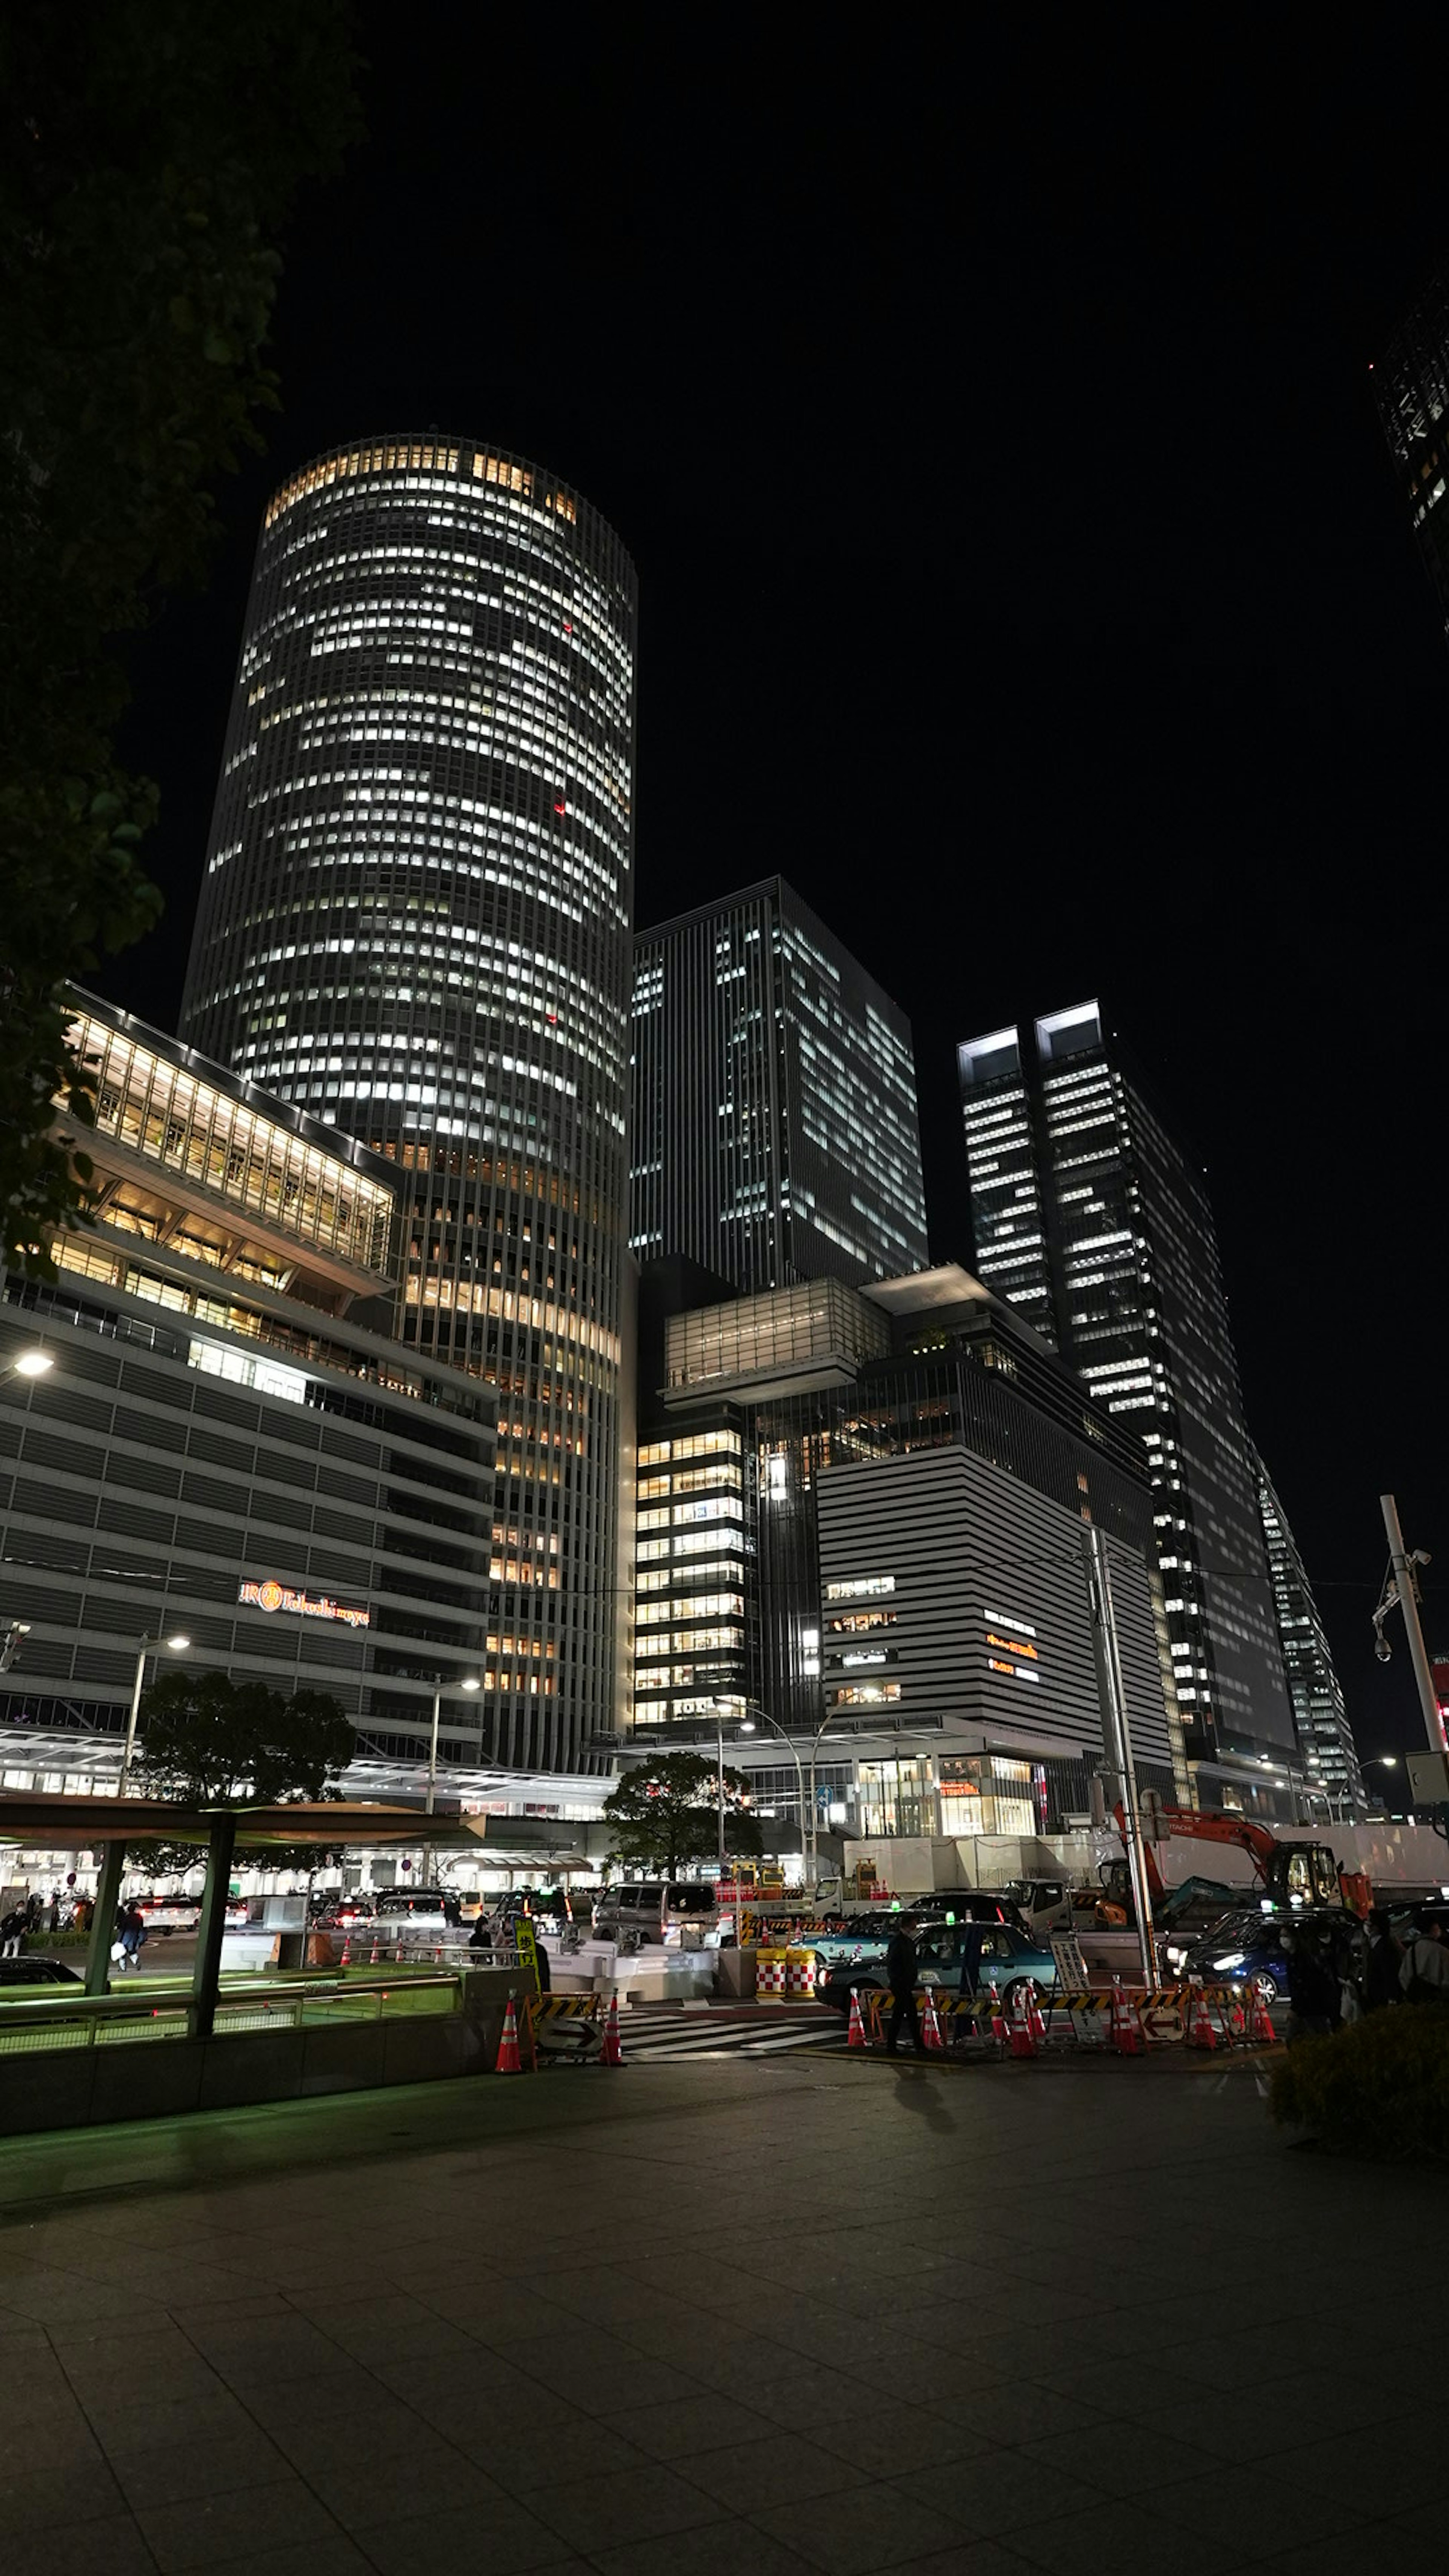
[305, 2442, 505, 2530]
[809, 2411, 981, 2478]
[175, 2309, 347, 2382]
[1034, 2352, 1190, 2416]
[523, 2265, 704, 2328]
[241, 2544, 375, 2576]
[458, 2404, 652, 2491]
[254, 2400, 454, 2476]
[1273, 2426, 1444, 2510]
[2, 2455, 128, 2533]
[0, 2412, 108, 2474]
[749, 2479, 964, 2573]
[1261, 2528, 1429, 2576]
[135, 2475, 340, 2573]
[594, 2394, 779, 2462]
[888, 2548, 1050, 2576]
[1151, 2463, 1360, 2558]
[108, 2422, 289, 2511]
[683, 2431, 871, 2511]
[6, 2508, 159, 2574]
[994, 2499, 1162, 2571]
[688, 2342, 877, 2413]
[354, 2497, 589, 2573]
[498, 2339, 708, 2417]
[311, 2306, 480, 2368]
[901, 2453, 1103, 2539]
[370, 2344, 518, 2411]
[528, 2460, 727, 2552]
[589, 2521, 827, 2576]
[1015, 2420, 1219, 2499]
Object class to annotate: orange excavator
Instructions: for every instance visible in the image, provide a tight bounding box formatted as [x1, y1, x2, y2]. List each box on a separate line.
[1107, 1805, 1369, 1920]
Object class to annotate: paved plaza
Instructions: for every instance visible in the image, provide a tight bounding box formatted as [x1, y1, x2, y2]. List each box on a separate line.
[0, 2047, 1438, 2574]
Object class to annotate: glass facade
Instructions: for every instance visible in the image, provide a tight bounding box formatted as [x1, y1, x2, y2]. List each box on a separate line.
[633, 1420, 753, 1726]
[180, 438, 637, 1770]
[958, 1002, 1297, 1770]
[631, 878, 928, 1292]
[1258, 1459, 1364, 1817]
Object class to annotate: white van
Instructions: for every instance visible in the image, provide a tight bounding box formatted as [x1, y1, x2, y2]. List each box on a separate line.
[592, 1882, 717, 1945]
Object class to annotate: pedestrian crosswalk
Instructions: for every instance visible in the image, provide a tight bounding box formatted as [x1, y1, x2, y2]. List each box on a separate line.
[613, 2003, 841, 2062]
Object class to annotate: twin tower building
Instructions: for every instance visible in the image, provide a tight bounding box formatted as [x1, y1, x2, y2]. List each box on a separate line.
[168, 435, 1342, 1814]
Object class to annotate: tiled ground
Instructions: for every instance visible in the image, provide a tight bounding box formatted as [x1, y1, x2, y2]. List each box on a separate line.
[0, 2048, 1439, 2573]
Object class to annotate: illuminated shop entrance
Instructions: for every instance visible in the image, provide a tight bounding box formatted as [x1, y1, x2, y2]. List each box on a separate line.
[855, 1756, 936, 1838]
[938, 1753, 1042, 1836]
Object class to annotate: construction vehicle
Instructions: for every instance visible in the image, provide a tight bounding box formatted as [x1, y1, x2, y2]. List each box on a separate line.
[1107, 1805, 1447, 1920]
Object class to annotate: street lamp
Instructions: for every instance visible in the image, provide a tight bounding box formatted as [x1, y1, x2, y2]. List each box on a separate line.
[8, 1350, 52, 1380]
[428, 1674, 481, 1815]
[119, 1631, 191, 1795]
[717, 1696, 812, 1878]
[712, 1699, 754, 1882]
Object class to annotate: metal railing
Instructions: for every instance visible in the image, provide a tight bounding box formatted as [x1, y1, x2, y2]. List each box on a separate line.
[0, 1971, 463, 2055]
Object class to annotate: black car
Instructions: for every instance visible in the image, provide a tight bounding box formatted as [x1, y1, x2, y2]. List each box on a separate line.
[0, 1956, 83, 1989]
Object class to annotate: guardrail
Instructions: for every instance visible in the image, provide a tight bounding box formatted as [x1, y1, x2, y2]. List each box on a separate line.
[0, 1972, 462, 2056]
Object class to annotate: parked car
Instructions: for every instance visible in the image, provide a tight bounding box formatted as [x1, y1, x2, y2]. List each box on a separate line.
[591, 1882, 718, 1944]
[0, 1956, 83, 1989]
[815, 1919, 1059, 2015]
[1175, 1907, 1365, 2005]
[366, 1889, 461, 1933]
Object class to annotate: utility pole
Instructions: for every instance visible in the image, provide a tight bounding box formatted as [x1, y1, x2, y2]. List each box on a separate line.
[1083, 1527, 1156, 1986]
[1378, 1494, 1447, 1753]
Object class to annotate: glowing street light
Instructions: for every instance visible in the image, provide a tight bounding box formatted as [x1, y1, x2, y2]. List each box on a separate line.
[119, 1632, 191, 1795]
[428, 1673, 481, 1814]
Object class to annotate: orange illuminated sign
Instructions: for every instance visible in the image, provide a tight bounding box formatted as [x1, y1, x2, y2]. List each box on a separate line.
[238, 1577, 370, 1630]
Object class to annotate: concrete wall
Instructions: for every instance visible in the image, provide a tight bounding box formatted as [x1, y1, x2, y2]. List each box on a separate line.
[0, 1972, 520, 2135]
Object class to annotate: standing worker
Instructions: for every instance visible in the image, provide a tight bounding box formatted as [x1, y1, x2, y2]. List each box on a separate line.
[885, 1912, 927, 2058]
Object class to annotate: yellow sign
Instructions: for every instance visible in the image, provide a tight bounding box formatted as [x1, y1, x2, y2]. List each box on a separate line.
[514, 1917, 541, 1992]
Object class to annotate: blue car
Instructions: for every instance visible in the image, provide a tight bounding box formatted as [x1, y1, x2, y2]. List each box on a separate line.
[814, 1918, 1058, 2016]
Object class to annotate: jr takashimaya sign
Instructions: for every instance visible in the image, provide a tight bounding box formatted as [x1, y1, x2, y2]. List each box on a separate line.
[238, 1577, 370, 1630]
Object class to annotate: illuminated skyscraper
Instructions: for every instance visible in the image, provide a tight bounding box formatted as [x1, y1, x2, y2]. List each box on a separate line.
[631, 878, 928, 1293]
[181, 437, 637, 1769]
[958, 1001, 1297, 1793]
[1257, 1459, 1364, 1818]
[1373, 266, 1449, 644]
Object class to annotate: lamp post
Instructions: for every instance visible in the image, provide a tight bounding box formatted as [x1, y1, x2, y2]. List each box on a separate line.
[4, 1350, 52, 1382]
[714, 1702, 754, 1882]
[118, 1631, 191, 1795]
[427, 1674, 481, 1815]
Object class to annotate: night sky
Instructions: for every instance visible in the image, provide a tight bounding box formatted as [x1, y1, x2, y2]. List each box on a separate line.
[106, 18, 1449, 1771]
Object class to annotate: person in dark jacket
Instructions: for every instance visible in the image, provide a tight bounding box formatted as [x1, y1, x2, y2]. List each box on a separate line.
[1363, 1909, 1402, 2012]
[884, 1914, 927, 2057]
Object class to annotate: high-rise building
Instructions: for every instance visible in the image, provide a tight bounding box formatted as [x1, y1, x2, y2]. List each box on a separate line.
[1257, 1459, 1364, 1819]
[632, 1260, 1192, 1833]
[958, 1001, 1296, 1788]
[180, 437, 637, 1770]
[1, 989, 496, 1763]
[1372, 267, 1449, 643]
[631, 878, 928, 1293]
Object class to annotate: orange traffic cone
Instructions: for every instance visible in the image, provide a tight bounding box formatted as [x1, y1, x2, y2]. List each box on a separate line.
[1028, 1981, 1047, 2045]
[922, 1990, 945, 2052]
[339, 1936, 352, 1967]
[369, 1937, 381, 1965]
[1224, 1987, 1247, 2045]
[495, 1993, 524, 2074]
[1009, 1982, 1038, 2058]
[1184, 1981, 1217, 2050]
[846, 1989, 868, 2051]
[601, 1993, 624, 2066]
[1109, 1976, 1144, 2056]
[987, 1978, 1007, 2048]
[1247, 1978, 1277, 2045]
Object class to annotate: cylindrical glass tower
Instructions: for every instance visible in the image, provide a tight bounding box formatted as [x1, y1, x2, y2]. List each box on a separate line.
[182, 437, 637, 1770]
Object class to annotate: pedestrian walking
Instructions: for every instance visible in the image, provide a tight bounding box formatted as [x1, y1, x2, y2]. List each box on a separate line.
[1363, 1909, 1402, 2011]
[1400, 1918, 1449, 2003]
[118, 1901, 147, 1972]
[0, 1905, 25, 1959]
[885, 1912, 927, 2058]
[1284, 1922, 1338, 2042]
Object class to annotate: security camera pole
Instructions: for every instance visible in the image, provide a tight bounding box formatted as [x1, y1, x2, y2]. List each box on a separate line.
[1377, 1494, 1447, 1753]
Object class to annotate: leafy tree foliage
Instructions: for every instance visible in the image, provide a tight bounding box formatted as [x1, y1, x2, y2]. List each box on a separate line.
[603, 1752, 762, 1878]
[135, 1668, 355, 1810]
[0, 4, 361, 1267]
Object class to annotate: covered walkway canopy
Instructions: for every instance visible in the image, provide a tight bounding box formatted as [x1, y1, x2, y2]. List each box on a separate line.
[0, 1793, 483, 2036]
